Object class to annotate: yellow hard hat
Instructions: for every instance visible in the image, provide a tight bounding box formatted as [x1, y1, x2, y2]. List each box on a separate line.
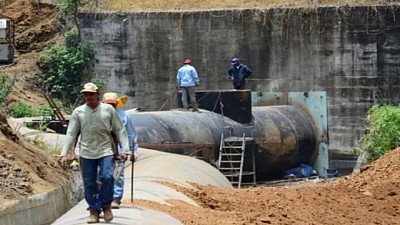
[102, 92, 128, 109]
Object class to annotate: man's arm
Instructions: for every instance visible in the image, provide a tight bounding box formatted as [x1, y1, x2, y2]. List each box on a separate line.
[124, 113, 138, 161]
[176, 70, 181, 88]
[111, 109, 130, 155]
[244, 66, 252, 78]
[192, 68, 200, 86]
[122, 111, 138, 152]
[227, 67, 234, 80]
[59, 110, 80, 168]
[61, 111, 80, 157]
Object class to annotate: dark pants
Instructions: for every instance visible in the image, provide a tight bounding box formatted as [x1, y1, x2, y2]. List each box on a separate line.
[233, 83, 246, 90]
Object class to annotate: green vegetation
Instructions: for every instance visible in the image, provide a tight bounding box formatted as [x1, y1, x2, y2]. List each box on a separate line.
[34, 31, 95, 108]
[0, 74, 14, 107]
[357, 105, 400, 161]
[10, 101, 63, 118]
[33, 0, 106, 110]
[10, 102, 34, 118]
[62, 0, 81, 36]
[37, 104, 55, 117]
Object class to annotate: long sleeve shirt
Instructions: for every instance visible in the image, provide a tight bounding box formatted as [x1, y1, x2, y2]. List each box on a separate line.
[116, 109, 138, 154]
[61, 103, 130, 159]
[177, 64, 199, 87]
[227, 64, 252, 88]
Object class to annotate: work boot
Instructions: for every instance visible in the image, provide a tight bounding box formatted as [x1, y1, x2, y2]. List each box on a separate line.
[87, 209, 99, 224]
[102, 204, 113, 222]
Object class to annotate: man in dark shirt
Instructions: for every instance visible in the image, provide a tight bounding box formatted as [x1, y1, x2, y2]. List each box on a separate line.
[227, 57, 252, 90]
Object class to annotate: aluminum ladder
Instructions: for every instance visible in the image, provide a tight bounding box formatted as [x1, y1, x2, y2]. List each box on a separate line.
[217, 127, 256, 189]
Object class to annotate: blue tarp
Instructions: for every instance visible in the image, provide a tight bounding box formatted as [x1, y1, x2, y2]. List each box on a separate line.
[283, 164, 315, 178]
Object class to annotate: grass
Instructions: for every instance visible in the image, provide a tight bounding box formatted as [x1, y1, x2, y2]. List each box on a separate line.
[103, 0, 398, 11]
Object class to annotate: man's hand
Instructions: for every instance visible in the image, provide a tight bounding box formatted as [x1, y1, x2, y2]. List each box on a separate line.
[227, 74, 233, 80]
[70, 151, 77, 160]
[59, 156, 68, 169]
[120, 153, 129, 162]
[176, 86, 180, 90]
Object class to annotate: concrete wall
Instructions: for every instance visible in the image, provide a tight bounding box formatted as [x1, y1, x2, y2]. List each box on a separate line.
[79, 6, 400, 155]
[0, 186, 73, 225]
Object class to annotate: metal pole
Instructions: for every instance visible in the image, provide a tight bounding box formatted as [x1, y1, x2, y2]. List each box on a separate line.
[130, 160, 134, 203]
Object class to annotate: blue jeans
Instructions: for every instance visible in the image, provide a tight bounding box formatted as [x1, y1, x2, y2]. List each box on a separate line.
[80, 156, 114, 211]
[113, 165, 124, 201]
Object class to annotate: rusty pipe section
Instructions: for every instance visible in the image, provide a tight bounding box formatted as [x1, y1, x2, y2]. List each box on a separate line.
[128, 106, 317, 180]
[251, 106, 317, 179]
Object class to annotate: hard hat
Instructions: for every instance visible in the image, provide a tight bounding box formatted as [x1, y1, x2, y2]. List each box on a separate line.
[102, 92, 118, 104]
[80, 82, 98, 93]
[102, 92, 128, 109]
[231, 57, 240, 64]
[184, 59, 192, 64]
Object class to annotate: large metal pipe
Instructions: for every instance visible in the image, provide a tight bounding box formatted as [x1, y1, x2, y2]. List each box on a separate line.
[252, 106, 317, 179]
[128, 106, 317, 180]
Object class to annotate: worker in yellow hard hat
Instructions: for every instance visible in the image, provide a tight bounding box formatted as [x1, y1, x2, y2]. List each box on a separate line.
[102, 92, 138, 209]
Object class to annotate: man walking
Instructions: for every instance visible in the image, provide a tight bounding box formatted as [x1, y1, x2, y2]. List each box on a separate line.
[227, 57, 252, 90]
[176, 58, 200, 112]
[60, 82, 130, 223]
[101, 92, 138, 209]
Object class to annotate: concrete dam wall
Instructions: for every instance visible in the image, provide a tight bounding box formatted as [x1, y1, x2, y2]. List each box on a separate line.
[79, 5, 400, 155]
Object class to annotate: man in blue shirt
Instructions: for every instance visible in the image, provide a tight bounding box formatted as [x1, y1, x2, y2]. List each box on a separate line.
[227, 57, 252, 90]
[102, 92, 138, 209]
[176, 58, 200, 112]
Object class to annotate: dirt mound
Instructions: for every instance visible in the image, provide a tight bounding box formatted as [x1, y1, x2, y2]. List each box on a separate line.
[0, 110, 69, 205]
[0, 0, 62, 108]
[0, 0, 60, 53]
[342, 147, 400, 199]
[130, 149, 400, 225]
[0, 0, 68, 205]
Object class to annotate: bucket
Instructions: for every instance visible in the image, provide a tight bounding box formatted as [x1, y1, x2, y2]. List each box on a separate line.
[326, 168, 338, 178]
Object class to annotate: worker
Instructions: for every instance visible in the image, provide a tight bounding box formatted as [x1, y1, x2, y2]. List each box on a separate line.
[101, 92, 138, 209]
[176, 58, 200, 112]
[59, 82, 130, 223]
[227, 57, 252, 90]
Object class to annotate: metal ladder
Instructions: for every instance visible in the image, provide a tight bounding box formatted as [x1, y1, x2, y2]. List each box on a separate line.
[43, 92, 68, 133]
[217, 127, 256, 189]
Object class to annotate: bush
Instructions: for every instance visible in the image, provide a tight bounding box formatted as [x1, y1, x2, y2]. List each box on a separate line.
[358, 105, 400, 161]
[34, 31, 95, 107]
[36, 104, 54, 117]
[0, 75, 15, 107]
[10, 103, 34, 118]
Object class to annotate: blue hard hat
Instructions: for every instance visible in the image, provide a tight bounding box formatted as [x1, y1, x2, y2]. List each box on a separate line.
[231, 57, 240, 64]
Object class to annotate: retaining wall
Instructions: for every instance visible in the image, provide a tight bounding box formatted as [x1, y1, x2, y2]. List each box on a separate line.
[79, 5, 400, 154]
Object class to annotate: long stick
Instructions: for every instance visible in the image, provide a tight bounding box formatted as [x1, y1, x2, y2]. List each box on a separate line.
[130, 160, 134, 203]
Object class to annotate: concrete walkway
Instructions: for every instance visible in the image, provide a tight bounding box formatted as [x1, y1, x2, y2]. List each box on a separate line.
[52, 199, 182, 225]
